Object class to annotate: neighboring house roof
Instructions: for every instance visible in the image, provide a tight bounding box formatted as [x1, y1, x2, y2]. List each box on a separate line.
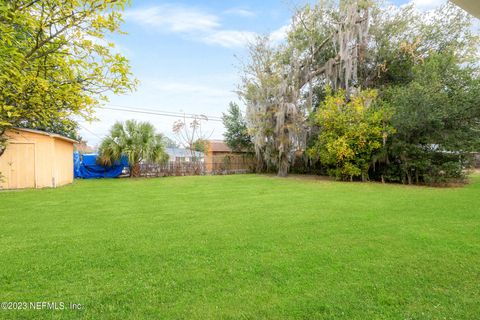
[75, 142, 96, 154]
[165, 147, 204, 159]
[208, 140, 232, 153]
[11, 127, 77, 143]
[208, 140, 252, 153]
[451, 0, 480, 18]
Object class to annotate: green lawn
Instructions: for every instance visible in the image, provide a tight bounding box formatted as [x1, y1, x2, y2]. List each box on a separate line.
[1, 175, 479, 319]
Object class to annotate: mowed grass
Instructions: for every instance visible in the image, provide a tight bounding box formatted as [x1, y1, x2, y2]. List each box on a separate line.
[0, 175, 479, 319]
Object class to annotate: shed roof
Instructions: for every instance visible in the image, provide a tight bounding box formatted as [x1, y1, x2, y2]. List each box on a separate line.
[11, 127, 78, 143]
[208, 140, 232, 152]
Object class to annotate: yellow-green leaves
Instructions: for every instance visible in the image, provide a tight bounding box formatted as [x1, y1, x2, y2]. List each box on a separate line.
[0, 0, 136, 139]
[309, 89, 393, 181]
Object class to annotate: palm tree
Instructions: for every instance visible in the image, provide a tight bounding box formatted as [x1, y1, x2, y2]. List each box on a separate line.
[98, 120, 168, 177]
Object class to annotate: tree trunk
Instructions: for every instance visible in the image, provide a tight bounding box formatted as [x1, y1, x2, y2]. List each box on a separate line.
[277, 154, 289, 177]
[361, 172, 366, 182]
[406, 172, 412, 185]
[255, 154, 265, 173]
[277, 164, 288, 177]
[130, 162, 141, 177]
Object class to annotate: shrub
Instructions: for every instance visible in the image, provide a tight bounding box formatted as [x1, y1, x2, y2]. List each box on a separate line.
[308, 89, 394, 181]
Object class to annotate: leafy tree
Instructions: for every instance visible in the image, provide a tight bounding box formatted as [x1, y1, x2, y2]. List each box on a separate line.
[163, 137, 180, 148]
[0, 134, 6, 159]
[309, 89, 393, 181]
[0, 0, 136, 157]
[222, 102, 252, 152]
[16, 118, 82, 141]
[191, 139, 209, 154]
[365, 2, 478, 89]
[237, 0, 479, 183]
[98, 120, 168, 177]
[240, 37, 307, 176]
[172, 114, 211, 174]
[378, 53, 480, 184]
[240, 1, 370, 176]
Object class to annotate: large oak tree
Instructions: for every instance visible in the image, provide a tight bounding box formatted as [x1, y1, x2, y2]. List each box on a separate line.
[0, 0, 137, 157]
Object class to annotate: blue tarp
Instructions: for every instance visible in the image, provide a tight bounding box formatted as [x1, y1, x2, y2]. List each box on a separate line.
[82, 153, 98, 166]
[73, 152, 81, 178]
[73, 152, 129, 179]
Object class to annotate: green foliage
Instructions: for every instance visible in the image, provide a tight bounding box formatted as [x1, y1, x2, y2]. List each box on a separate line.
[191, 139, 209, 153]
[0, 0, 136, 143]
[309, 89, 393, 181]
[378, 53, 480, 184]
[98, 120, 168, 177]
[0, 128, 6, 154]
[236, 1, 479, 183]
[163, 137, 180, 148]
[0, 127, 7, 185]
[16, 118, 82, 141]
[222, 102, 252, 152]
[365, 2, 478, 88]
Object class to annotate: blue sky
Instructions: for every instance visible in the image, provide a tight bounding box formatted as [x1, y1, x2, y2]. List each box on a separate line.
[79, 0, 449, 146]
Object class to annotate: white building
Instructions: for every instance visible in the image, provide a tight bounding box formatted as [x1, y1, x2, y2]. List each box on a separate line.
[165, 148, 204, 163]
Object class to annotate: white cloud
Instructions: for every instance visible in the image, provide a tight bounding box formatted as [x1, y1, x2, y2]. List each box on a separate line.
[269, 24, 290, 43]
[409, 0, 447, 11]
[224, 7, 256, 18]
[125, 3, 257, 49]
[203, 30, 257, 48]
[125, 4, 220, 33]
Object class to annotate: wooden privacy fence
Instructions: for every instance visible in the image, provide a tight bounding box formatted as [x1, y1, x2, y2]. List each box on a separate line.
[206, 153, 256, 175]
[139, 155, 255, 177]
[139, 162, 205, 177]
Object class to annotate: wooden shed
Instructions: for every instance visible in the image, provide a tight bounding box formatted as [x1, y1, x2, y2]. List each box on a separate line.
[205, 140, 254, 173]
[0, 128, 76, 189]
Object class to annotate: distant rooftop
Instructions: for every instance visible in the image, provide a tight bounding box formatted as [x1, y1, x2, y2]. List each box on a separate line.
[208, 140, 232, 153]
[208, 140, 252, 153]
[165, 147, 204, 158]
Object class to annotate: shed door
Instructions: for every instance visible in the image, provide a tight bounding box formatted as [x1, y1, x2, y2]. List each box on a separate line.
[7, 143, 35, 189]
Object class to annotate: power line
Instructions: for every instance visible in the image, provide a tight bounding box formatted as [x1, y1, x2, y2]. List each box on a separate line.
[102, 105, 223, 122]
[78, 123, 105, 141]
[78, 106, 225, 142]
[108, 104, 223, 119]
